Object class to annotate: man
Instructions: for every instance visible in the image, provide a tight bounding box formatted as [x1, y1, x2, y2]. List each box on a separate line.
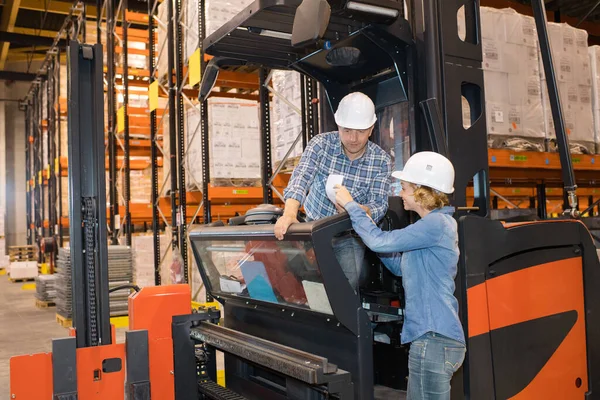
[274, 92, 392, 291]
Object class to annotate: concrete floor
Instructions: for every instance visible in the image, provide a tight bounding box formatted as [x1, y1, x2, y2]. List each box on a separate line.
[0, 274, 68, 398]
[0, 274, 130, 398]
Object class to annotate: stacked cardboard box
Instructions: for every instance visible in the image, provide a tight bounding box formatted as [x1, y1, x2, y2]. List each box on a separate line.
[157, 0, 254, 76]
[271, 70, 304, 169]
[588, 46, 600, 153]
[470, 7, 546, 151]
[541, 22, 595, 154]
[178, 98, 261, 188]
[132, 234, 172, 287]
[208, 98, 261, 183]
[184, 0, 254, 61]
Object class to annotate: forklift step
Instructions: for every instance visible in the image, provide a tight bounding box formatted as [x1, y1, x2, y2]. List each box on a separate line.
[198, 380, 247, 400]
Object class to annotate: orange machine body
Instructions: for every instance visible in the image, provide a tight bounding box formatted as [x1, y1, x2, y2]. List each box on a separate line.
[128, 284, 192, 400]
[9, 284, 191, 399]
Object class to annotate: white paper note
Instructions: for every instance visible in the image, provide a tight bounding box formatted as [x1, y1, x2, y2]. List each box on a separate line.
[326, 174, 344, 205]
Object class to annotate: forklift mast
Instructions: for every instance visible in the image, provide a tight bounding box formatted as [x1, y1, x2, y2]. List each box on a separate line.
[66, 41, 112, 348]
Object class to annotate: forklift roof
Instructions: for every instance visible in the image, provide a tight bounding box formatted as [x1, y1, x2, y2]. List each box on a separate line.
[203, 0, 412, 113]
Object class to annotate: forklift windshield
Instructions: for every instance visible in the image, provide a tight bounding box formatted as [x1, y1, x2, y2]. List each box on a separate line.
[190, 214, 361, 318]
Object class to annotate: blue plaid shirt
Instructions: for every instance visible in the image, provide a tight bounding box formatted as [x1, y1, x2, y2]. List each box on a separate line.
[284, 132, 392, 222]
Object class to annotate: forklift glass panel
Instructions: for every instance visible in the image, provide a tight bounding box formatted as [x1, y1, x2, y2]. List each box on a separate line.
[195, 238, 335, 313]
[190, 214, 363, 321]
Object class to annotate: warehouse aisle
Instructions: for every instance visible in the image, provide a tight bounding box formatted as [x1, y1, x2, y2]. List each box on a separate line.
[0, 275, 67, 397]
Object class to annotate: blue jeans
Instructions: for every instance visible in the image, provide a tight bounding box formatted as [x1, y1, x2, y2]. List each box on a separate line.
[332, 233, 366, 291]
[407, 332, 466, 400]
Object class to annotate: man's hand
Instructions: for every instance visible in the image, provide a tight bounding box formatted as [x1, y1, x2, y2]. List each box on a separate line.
[334, 184, 354, 207]
[274, 214, 299, 240]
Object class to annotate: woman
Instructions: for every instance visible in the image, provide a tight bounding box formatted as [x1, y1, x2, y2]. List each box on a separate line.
[334, 151, 465, 400]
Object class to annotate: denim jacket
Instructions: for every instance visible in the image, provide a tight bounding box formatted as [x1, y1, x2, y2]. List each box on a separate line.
[345, 202, 465, 345]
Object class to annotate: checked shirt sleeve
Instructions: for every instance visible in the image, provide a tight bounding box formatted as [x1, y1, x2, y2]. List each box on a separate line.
[283, 136, 323, 205]
[364, 155, 392, 223]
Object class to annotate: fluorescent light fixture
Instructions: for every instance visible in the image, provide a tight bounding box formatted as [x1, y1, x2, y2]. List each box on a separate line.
[256, 29, 292, 40]
[346, 1, 399, 18]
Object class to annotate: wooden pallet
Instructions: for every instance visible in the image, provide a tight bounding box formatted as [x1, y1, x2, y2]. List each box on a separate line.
[9, 255, 36, 262]
[56, 314, 72, 328]
[9, 277, 35, 283]
[9, 245, 37, 262]
[35, 299, 56, 308]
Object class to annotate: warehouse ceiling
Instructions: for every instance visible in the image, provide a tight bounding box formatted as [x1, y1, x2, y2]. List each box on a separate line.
[0, 0, 150, 81]
[0, 0, 600, 81]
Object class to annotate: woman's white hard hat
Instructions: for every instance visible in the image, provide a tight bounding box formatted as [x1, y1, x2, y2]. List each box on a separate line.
[392, 151, 455, 194]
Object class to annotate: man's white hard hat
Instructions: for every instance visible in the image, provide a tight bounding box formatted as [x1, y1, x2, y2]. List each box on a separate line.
[392, 151, 455, 194]
[334, 92, 377, 130]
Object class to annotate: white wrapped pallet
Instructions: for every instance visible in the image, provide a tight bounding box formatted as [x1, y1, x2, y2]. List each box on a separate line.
[540, 22, 594, 154]
[207, 97, 261, 185]
[589, 46, 600, 153]
[9, 261, 38, 280]
[271, 70, 304, 168]
[474, 8, 546, 151]
[185, 104, 204, 190]
[132, 234, 170, 287]
[157, 0, 169, 78]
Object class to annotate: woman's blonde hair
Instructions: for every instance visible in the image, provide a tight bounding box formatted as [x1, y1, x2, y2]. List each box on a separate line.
[409, 183, 449, 210]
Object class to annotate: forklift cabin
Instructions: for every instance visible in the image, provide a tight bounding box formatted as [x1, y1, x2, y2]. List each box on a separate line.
[190, 0, 600, 399]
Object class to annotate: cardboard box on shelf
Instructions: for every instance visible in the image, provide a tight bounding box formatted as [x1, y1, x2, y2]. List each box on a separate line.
[541, 22, 595, 154]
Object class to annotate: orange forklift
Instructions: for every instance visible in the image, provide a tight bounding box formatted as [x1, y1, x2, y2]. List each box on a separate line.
[9, 0, 600, 399]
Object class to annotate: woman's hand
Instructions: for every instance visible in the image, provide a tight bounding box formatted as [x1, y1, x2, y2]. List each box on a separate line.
[334, 184, 354, 208]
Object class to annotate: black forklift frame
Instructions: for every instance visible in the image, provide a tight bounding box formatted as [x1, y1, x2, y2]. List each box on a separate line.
[187, 0, 600, 399]
[66, 41, 112, 348]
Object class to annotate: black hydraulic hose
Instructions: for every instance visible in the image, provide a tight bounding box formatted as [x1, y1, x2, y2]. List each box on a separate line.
[109, 284, 141, 294]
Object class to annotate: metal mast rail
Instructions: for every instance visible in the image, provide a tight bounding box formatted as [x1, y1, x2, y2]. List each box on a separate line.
[67, 41, 111, 347]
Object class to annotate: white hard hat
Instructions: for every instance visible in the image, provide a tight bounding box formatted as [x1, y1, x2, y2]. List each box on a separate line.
[334, 92, 377, 130]
[392, 151, 455, 194]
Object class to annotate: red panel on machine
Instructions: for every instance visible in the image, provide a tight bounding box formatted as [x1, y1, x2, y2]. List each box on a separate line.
[76, 344, 126, 399]
[10, 353, 53, 399]
[129, 284, 191, 400]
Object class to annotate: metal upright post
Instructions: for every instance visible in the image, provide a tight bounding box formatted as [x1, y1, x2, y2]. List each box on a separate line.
[305, 78, 318, 140]
[199, 0, 211, 224]
[149, 0, 161, 285]
[537, 183, 547, 219]
[259, 68, 273, 204]
[300, 76, 307, 149]
[49, 62, 56, 240]
[33, 93, 39, 245]
[167, 0, 180, 254]
[57, 49, 63, 247]
[96, 0, 102, 44]
[123, 0, 132, 245]
[26, 107, 32, 245]
[107, 0, 119, 244]
[175, 0, 188, 281]
[40, 84, 46, 240]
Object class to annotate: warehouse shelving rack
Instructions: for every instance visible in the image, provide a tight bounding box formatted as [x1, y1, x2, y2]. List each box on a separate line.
[145, 0, 321, 293]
